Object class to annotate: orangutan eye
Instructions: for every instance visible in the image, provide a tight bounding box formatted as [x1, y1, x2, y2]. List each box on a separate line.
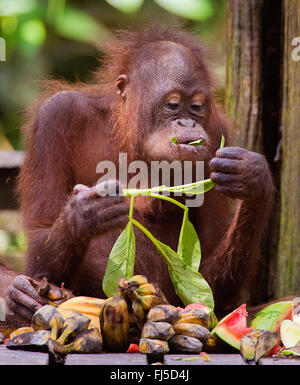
[191, 103, 203, 111]
[167, 101, 180, 110]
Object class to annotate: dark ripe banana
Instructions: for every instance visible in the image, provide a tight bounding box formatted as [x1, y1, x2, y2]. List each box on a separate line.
[37, 277, 66, 301]
[50, 328, 103, 355]
[254, 330, 279, 363]
[173, 323, 211, 343]
[168, 335, 203, 354]
[139, 338, 169, 354]
[132, 298, 145, 328]
[56, 314, 90, 345]
[175, 308, 210, 328]
[141, 322, 175, 341]
[100, 278, 129, 352]
[147, 305, 180, 323]
[6, 330, 51, 351]
[32, 305, 64, 340]
[240, 330, 263, 362]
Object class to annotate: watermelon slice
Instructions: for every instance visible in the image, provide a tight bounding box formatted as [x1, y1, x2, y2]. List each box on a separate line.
[184, 303, 218, 330]
[211, 304, 252, 350]
[250, 301, 293, 332]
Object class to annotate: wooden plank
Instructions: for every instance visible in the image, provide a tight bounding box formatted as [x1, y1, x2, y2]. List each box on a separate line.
[259, 357, 300, 365]
[0, 346, 48, 365]
[164, 354, 248, 365]
[65, 353, 148, 366]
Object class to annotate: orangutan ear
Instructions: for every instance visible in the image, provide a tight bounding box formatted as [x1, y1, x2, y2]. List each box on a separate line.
[116, 74, 129, 99]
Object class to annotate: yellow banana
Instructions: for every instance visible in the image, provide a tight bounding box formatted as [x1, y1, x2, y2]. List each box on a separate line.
[127, 275, 148, 286]
[135, 294, 163, 311]
[58, 296, 106, 317]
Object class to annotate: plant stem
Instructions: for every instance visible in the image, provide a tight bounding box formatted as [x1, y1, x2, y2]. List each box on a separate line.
[129, 217, 175, 271]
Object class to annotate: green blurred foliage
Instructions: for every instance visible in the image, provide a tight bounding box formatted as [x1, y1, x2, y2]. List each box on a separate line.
[0, 0, 226, 150]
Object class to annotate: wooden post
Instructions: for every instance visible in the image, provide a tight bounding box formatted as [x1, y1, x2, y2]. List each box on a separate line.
[225, 0, 263, 153]
[276, 0, 300, 297]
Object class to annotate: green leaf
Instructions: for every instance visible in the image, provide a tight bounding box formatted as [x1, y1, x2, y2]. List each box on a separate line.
[154, 0, 214, 21]
[131, 218, 214, 309]
[171, 357, 200, 361]
[105, 0, 144, 13]
[188, 139, 205, 146]
[220, 134, 225, 149]
[102, 221, 135, 297]
[171, 136, 178, 146]
[177, 209, 201, 272]
[158, 241, 214, 309]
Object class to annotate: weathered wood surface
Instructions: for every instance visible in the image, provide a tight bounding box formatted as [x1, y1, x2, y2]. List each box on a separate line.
[65, 352, 148, 366]
[164, 354, 248, 365]
[0, 347, 299, 365]
[0, 346, 48, 365]
[276, 0, 300, 298]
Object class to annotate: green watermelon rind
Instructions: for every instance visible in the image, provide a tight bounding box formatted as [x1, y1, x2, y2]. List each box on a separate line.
[212, 324, 242, 350]
[250, 301, 293, 331]
[211, 304, 251, 350]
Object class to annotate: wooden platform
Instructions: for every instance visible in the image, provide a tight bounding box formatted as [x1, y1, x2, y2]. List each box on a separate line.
[0, 346, 299, 365]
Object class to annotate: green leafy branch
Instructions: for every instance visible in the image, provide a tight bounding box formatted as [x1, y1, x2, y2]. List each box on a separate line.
[102, 135, 225, 310]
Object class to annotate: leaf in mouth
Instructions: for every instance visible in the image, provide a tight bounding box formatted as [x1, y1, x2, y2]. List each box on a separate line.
[188, 138, 205, 146]
[171, 136, 178, 146]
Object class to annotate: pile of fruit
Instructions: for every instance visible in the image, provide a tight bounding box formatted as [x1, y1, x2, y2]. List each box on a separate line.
[4, 275, 300, 364]
[4, 275, 216, 358]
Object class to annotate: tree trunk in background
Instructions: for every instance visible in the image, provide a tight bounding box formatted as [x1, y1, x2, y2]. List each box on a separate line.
[225, 0, 300, 304]
[225, 0, 263, 154]
[276, 0, 300, 297]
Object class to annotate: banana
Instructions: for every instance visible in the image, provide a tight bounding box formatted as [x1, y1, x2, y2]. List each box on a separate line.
[56, 314, 90, 345]
[127, 275, 148, 286]
[131, 298, 145, 328]
[10, 327, 34, 339]
[135, 294, 163, 311]
[168, 335, 203, 353]
[32, 305, 64, 340]
[58, 296, 106, 317]
[135, 283, 157, 296]
[139, 338, 169, 354]
[100, 278, 129, 352]
[6, 330, 51, 351]
[141, 322, 175, 341]
[173, 322, 211, 343]
[175, 308, 210, 328]
[147, 305, 180, 323]
[50, 328, 103, 355]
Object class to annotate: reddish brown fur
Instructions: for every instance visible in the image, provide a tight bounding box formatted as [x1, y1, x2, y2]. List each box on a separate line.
[2, 25, 275, 317]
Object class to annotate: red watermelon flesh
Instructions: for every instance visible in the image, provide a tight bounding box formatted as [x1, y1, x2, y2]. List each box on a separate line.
[212, 304, 253, 350]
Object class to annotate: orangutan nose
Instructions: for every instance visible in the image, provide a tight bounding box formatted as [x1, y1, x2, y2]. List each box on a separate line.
[177, 119, 196, 128]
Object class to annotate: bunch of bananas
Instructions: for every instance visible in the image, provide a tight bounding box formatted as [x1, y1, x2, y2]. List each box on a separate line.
[123, 275, 169, 330]
[7, 305, 103, 356]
